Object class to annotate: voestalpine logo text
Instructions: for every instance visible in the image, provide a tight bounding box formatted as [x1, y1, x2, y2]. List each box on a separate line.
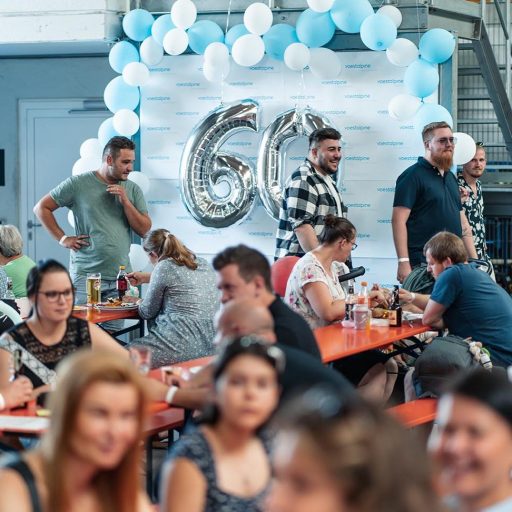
[377, 219, 392, 224]
[377, 141, 403, 146]
[345, 156, 370, 161]
[345, 64, 371, 69]
[176, 82, 200, 87]
[345, 203, 371, 208]
[345, 125, 370, 131]
[377, 79, 403, 84]
[344, 94, 370, 99]
[376, 187, 395, 193]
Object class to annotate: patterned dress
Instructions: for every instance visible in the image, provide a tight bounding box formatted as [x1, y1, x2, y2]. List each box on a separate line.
[127, 257, 218, 367]
[167, 427, 271, 512]
[285, 251, 347, 329]
[0, 317, 91, 387]
[457, 173, 493, 275]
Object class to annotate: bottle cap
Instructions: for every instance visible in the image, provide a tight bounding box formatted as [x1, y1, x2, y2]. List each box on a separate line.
[360, 281, 368, 286]
[119, 265, 126, 270]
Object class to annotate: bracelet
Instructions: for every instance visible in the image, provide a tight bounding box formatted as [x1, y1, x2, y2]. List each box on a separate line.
[59, 235, 68, 246]
[165, 385, 179, 405]
[0, 393, 5, 411]
[398, 257, 410, 263]
[409, 292, 416, 303]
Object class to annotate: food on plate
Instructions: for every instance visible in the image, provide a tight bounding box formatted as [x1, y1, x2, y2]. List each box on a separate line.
[372, 307, 389, 319]
[105, 297, 124, 307]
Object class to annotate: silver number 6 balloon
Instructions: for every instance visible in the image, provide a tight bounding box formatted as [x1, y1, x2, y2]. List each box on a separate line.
[179, 99, 259, 228]
[257, 107, 334, 220]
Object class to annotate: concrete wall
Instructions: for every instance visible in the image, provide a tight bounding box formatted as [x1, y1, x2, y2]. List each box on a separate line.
[0, 56, 115, 226]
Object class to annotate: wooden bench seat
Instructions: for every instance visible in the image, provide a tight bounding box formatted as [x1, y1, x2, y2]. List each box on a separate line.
[388, 398, 437, 428]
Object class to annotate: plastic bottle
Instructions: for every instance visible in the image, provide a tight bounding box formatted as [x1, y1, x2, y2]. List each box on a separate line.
[116, 265, 129, 300]
[356, 281, 371, 328]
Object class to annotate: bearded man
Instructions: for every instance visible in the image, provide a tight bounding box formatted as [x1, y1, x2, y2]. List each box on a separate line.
[392, 122, 477, 284]
[275, 127, 345, 259]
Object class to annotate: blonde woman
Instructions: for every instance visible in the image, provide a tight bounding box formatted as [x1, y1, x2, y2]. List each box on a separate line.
[0, 350, 152, 512]
[125, 229, 218, 367]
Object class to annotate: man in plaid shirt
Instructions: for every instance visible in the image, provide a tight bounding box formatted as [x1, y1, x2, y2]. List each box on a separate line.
[275, 127, 345, 259]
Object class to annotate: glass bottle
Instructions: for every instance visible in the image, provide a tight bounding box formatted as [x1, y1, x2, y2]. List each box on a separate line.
[388, 285, 402, 327]
[116, 265, 128, 300]
[344, 283, 356, 321]
[4, 278, 15, 300]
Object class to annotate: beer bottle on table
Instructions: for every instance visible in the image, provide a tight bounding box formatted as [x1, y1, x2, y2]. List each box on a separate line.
[116, 265, 128, 300]
[388, 285, 402, 327]
[344, 283, 356, 321]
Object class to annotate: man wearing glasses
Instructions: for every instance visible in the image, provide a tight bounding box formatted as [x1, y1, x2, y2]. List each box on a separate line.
[457, 143, 494, 278]
[392, 121, 477, 288]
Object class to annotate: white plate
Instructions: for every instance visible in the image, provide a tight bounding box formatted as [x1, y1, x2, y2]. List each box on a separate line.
[95, 303, 139, 311]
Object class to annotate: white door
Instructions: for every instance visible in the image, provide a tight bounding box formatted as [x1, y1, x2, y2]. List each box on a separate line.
[19, 99, 109, 267]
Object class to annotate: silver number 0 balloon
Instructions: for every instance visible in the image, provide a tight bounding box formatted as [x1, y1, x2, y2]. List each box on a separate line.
[257, 107, 333, 220]
[179, 99, 259, 228]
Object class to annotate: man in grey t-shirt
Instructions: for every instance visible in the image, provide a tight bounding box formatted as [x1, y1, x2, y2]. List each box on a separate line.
[33, 136, 152, 305]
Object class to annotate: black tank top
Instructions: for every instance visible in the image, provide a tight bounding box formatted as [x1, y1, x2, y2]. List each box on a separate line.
[2, 456, 42, 512]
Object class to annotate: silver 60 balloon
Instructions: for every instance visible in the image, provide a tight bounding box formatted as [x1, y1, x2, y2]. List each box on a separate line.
[257, 108, 333, 219]
[179, 99, 259, 228]
[180, 100, 333, 227]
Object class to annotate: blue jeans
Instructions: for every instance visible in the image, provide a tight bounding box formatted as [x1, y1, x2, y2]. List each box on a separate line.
[72, 274, 123, 332]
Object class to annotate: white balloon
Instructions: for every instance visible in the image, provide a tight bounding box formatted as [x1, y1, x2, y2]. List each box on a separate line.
[309, 48, 341, 79]
[307, 0, 335, 13]
[388, 94, 422, 121]
[204, 42, 229, 67]
[128, 172, 150, 194]
[67, 210, 75, 228]
[113, 109, 140, 136]
[243, 3, 273, 35]
[79, 138, 102, 159]
[171, 0, 197, 29]
[386, 38, 419, 67]
[122, 61, 150, 86]
[140, 36, 164, 66]
[231, 34, 265, 67]
[377, 5, 402, 27]
[163, 28, 189, 55]
[72, 156, 102, 176]
[129, 243, 149, 271]
[453, 132, 477, 165]
[284, 42, 311, 71]
[203, 60, 231, 82]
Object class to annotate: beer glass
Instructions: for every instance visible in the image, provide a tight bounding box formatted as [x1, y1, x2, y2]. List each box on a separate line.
[129, 345, 152, 375]
[86, 272, 101, 306]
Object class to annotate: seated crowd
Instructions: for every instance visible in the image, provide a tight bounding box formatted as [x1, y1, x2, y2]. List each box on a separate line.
[1, 124, 511, 509]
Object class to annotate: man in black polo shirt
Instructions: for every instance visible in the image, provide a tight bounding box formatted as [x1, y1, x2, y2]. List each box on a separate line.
[392, 121, 477, 285]
[212, 244, 322, 360]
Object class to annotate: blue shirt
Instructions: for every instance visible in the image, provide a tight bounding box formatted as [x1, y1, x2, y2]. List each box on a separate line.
[393, 157, 462, 266]
[431, 263, 512, 366]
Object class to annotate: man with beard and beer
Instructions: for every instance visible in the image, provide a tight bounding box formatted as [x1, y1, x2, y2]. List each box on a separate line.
[33, 136, 151, 309]
[392, 122, 477, 288]
[275, 127, 346, 259]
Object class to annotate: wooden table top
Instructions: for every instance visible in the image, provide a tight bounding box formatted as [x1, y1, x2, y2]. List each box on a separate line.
[72, 305, 140, 323]
[315, 319, 430, 363]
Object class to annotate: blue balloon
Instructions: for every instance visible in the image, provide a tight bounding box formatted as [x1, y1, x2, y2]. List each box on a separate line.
[404, 58, 439, 98]
[296, 9, 335, 48]
[263, 24, 298, 61]
[108, 41, 139, 73]
[187, 20, 224, 55]
[419, 28, 456, 64]
[122, 9, 154, 42]
[151, 14, 175, 46]
[414, 103, 454, 135]
[103, 76, 140, 113]
[225, 24, 249, 52]
[360, 14, 397, 51]
[330, 0, 374, 34]
[98, 118, 121, 147]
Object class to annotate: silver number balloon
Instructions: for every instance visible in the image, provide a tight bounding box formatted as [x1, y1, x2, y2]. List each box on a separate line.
[256, 107, 333, 220]
[180, 99, 259, 228]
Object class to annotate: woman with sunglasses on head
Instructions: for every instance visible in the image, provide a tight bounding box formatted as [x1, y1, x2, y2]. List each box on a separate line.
[0, 350, 153, 512]
[285, 214, 396, 403]
[267, 388, 442, 512]
[161, 336, 283, 512]
[123, 228, 218, 367]
[430, 369, 512, 511]
[0, 259, 128, 398]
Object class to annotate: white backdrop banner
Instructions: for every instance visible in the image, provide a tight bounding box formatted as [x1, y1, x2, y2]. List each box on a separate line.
[141, 52, 436, 287]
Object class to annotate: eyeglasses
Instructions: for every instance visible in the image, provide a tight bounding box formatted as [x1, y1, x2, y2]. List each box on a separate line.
[476, 141, 485, 147]
[431, 137, 457, 146]
[348, 240, 358, 251]
[38, 288, 74, 302]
